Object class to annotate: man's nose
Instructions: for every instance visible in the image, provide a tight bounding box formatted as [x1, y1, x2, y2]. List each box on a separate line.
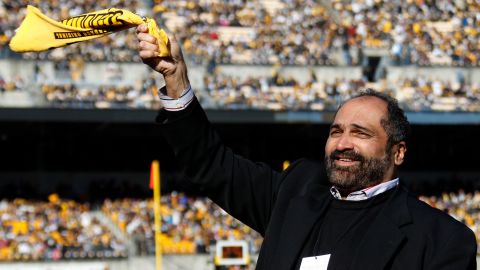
[336, 134, 354, 151]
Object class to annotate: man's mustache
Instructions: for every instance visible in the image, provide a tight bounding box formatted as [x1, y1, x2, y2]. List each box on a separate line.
[329, 149, 365, 163]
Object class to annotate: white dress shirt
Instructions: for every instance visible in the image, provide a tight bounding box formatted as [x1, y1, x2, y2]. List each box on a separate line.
[330, 178, 399, 201]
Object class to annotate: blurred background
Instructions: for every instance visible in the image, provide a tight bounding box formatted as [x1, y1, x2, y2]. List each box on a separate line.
[0, 0, 479, 269]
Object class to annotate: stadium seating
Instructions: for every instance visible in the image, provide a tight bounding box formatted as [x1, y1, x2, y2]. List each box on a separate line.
[0, 190, 478, 261]
[2, 0, 478, 66]
[0, 196, 127, 261]
[101, 193, 262, 256]
[1, 1, 480, 111]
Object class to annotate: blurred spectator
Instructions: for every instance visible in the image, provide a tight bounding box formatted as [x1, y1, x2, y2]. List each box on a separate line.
[0, 75, 25, 93]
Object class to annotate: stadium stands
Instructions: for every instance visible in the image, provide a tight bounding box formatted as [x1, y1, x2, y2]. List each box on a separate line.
[14, 68, 476, 112]
[156, 0, 480, 66]
[0, 190, 478, 261]
[1, 1, 480, 112]
[40, 81, 162, 110]
[1, 0, 479, 66]
[0, 195, 127, 261]
[101, 193, 262, 256]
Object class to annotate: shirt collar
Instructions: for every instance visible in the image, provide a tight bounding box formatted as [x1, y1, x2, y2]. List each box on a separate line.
[330, 178, 399, 201]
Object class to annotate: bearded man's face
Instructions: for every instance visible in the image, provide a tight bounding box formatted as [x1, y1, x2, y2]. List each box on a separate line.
[324, 96, 397, 193]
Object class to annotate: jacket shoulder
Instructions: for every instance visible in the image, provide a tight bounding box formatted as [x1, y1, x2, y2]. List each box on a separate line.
[402, 191, 477, 267]
[406, 193, 468, 228]
[404, 191, 476, 243]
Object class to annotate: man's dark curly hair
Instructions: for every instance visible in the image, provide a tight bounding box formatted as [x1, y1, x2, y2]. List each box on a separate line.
[337, 89, 411, 148]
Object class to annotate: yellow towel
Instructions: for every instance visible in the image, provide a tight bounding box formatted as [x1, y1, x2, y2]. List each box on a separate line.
[9, 5, 169, 57]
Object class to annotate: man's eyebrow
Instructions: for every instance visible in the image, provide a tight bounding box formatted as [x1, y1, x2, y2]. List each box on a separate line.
[351, 123, 373, 133]
[330, 123, 342, 130]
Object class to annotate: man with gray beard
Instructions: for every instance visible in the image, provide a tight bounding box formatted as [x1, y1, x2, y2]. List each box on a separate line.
[136, 24, 477, 270]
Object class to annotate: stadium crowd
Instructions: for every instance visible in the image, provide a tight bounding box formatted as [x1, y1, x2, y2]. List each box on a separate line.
[36, 71, 479, 112]
[102, 192, 263, 256]
[148, 0, 480, 66]
[0, 0, 479, 66]
[0, 194, 127, 261]
[204, 72, 480, 111]
[2, 1, 480, 111]
[0, 190, 479, 261]
[0, 74, 25, 93]
[41, 80, 162, 110]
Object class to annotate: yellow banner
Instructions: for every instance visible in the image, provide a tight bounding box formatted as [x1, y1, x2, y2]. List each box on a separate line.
[9, 5, 169, 57]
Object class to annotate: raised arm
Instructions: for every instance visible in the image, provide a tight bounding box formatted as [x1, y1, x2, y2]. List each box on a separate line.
[136, 24, 289, 235]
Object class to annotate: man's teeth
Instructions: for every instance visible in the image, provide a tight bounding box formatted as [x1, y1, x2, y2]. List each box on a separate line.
[339, 158, 352, 162]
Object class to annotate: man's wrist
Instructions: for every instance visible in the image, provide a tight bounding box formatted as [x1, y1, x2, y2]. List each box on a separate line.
[164, 64, 190, 98]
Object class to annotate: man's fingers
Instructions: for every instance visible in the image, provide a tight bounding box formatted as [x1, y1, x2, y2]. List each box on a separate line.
[138, 41, 159, 52]
[137, 33, 157, 44]
[139, 50, 158, 59]
[136, 24, 148, 34]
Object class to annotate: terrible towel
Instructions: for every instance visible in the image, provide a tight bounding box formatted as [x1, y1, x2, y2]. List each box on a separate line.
[9, 5, 169, 57]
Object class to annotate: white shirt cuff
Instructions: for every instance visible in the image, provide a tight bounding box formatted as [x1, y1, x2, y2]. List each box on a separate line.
[159, 85, 194, 111]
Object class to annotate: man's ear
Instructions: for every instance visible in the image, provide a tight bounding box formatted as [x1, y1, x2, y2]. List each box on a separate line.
[394, 141, 407, 166]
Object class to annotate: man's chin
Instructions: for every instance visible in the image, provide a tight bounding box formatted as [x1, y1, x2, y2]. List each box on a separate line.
[330, 169, 357, 179]
[328, 171, 362, 189]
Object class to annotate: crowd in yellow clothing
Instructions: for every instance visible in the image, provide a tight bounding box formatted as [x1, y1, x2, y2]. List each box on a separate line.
[102, 192, 263, 256]
[0, 195, 127, 261]
[1, 0, 479, 66]
[0, 190, 478, 260]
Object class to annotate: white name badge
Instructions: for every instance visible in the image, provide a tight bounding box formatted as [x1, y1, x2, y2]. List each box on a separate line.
[299, 254, 331, 270]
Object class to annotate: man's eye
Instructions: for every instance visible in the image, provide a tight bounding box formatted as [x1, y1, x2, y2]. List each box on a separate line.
[356, 132, 371, 138]
[330, 130, 341, 136]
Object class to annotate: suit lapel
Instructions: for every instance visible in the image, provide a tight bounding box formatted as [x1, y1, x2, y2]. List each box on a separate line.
[272, 186, 332, 270]
[350, 187, 412, 270]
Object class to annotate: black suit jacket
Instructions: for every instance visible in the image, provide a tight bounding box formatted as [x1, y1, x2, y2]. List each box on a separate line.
[157, 98, 477, 270]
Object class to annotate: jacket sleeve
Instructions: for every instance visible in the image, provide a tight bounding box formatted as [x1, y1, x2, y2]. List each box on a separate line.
[427, 225, 477, 270]
[157, 98, 289, 236]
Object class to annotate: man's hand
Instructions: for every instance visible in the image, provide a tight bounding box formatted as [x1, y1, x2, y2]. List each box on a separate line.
[136, 24, 189, 98]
